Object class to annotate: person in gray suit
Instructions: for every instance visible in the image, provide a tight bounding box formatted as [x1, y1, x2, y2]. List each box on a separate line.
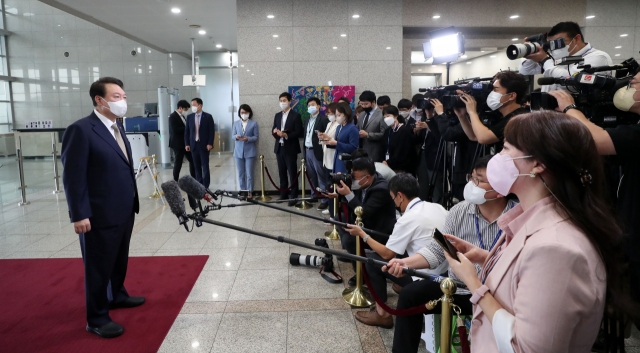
[357, 91, 389, 162]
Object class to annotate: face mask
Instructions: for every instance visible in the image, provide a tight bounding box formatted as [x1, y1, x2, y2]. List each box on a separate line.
[240, 114, 249, 121]
[463, 181, 497, 205]
[399, 111, 410, 118]
[552, 37, 574, 59]
[486, 153, 533, 196]
[327, 114, 336, 122]
[384, 116, 395, 126]
[415, 108, 423, 113]
[486, 91, 507, 111]
[101, 97, 127, 118]
[362, 106, 373, 114]
[191, 106, 198, 113]
[392, 194, 403, 213]
[280, 102, 289, 110]
[308, 106, 318, 115]
[336, 114, 345, 124]
[613, 86, 640, 112]
[351, 175, 368, 191]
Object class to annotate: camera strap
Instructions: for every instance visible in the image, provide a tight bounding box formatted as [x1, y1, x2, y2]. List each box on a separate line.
[319, 266, 343, 284]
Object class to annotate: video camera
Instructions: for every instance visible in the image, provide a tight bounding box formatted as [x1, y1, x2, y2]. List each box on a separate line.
[531, 58, 640, 127]
[506, 33, 566, 60]
[418, 77, 496, 120]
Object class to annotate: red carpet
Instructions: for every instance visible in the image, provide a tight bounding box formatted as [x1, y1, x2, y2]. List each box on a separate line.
[0, 256, 208, 353]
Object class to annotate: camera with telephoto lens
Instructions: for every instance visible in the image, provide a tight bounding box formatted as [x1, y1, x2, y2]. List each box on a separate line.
[531, 57, 640, 127]
[506, 33, 566, 60]
[338, 153, 353, 171]
[289, 238, 335, 272]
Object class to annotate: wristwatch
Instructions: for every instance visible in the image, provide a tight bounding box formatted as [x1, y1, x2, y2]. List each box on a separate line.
[563, 104, 578, 114]
[363, 234, 370, 243]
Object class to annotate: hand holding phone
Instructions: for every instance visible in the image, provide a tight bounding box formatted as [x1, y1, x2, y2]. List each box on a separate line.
[433, 228, 459, 261]
[316, 187, 329, 194]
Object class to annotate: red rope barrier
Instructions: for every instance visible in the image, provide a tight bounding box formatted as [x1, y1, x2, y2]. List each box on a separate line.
[264, 165, 301, 193]
[304, 170, 325, 198]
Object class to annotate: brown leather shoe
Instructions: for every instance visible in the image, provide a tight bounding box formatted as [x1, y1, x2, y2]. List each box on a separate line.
[354, 308, 393, 329]
[392, 283, 403, 294]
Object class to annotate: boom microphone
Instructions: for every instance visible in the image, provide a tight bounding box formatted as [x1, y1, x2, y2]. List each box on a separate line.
[161, 180, 190, 231]
[178, 175, 216, 203]
[537, 76, 570, 86]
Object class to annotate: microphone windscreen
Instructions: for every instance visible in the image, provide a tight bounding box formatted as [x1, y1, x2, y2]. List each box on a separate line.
[178, 175, 206, 199]
[161, 181, 186, 216]
[537, 77, 558, 85]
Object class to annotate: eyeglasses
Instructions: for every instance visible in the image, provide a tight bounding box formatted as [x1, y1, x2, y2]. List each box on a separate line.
[466, 174, 488, 186]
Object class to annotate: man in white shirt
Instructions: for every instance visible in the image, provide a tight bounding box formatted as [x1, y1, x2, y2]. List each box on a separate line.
[272, 92, 303, 206]
[519, 21, 612, 92]
[344, 173, 448, 328]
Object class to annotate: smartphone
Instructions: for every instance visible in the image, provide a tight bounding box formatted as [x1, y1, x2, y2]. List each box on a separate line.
[316, 187, 329, 194]
[433, 228, 459, 261]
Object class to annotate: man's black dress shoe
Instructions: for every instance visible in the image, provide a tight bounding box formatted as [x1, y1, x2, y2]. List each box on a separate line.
[288, 200, 297, 207]
[348, 275, 357, 287]
[109, 296, 146, 309]
[86, 321, 124, 338]
[278, 195, 288, 201]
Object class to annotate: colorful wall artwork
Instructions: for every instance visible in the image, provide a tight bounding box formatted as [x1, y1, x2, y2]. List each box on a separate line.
[288, 86, 356, 123]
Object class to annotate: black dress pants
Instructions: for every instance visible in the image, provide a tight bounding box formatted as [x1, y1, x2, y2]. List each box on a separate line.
[364, 251, 413, 303]
[392, 279, 472, 353]
[276, 148, 299, 198]
[172, 147, 197, 209]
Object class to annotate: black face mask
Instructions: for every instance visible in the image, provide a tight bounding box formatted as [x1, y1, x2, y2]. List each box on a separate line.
[362, 106, 373, 114]
[393, 194, 402, 213]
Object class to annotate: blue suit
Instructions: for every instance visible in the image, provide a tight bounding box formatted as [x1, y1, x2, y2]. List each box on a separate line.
[332, 123, 359, 173]
[61, 111, 139, 327]
[184, 111, 215, 188]
[232, 119, 259, 191]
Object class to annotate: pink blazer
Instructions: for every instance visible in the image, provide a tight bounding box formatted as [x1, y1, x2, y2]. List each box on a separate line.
[470, 197, 607, 353]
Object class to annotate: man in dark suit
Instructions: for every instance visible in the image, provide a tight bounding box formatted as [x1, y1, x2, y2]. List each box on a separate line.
[272, 92, 303, 206]
[61, 77, 143, 339]
[357, 90, 388, 162]
[302, 97, 329, 206]
[184, 98, 215, 188]
[169, 99, 197, 209]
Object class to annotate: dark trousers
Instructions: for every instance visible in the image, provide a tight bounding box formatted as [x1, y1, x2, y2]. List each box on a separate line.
[365, 251, 413, 303]
[79, 213, 135, 327]
[276, 148, 299, 198]
[392, 279, 472, 353]
[191, 141, 211, 188]
[172, 147, 198, 209]
[417, 150, 443, 203]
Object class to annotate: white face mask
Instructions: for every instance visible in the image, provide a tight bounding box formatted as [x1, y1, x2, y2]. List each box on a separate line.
[486, 91, 507, 111]
[613, 86, 640, 112]
[463, 181, 497, 205]
[240, 113, 249, 121]
[383, 116, 395, 126]
[327, 114, 336, 122]
[336, 114, 345, 124]
[399, 111, 410, 118]
[191, 106, 199, 113]
[351, 175, 368, 191]
[552, 37, 574, 59]
[101, 97, 127, 118]
[308, 106, 318, 115]
[280, 102, 289, 110]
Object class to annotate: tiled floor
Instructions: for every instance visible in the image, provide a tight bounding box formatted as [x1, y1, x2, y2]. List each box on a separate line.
[0, 153, 639, 352]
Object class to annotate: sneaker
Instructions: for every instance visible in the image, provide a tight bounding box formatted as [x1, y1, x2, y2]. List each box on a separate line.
[317, 202, 329, 210]
[322, 209, 329, 215]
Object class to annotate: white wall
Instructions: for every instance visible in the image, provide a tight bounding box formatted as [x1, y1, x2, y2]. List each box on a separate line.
[411, 75, 438, 93]
[5, 0, 197, 129]
[449, 53, 520, 82]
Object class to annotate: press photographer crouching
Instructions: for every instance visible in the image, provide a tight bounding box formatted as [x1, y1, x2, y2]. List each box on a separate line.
[344, 173, 448, 329]
[325, 154, 396, 285]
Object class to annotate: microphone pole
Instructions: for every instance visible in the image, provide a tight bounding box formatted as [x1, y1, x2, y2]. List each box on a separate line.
[189, 212, 466, 289]
[215, 190, 391, 240]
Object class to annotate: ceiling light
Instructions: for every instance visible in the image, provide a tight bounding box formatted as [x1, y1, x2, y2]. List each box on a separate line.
[57, 24, 61, 27]
[23, 13, 34, 16]
[216, 44, 222, 48]
[246, 69, 250, 72]
[467, 62, 472, 64]
[510, 15, 519, 19]
[490, 55, 496, 58]
[461, 55, 467, 58]
[341, 34, 347, 37]
[481, 51, 485, 53]
[615, 54, 621, 56]
[418, 69, 422, 71]
[333, 46, 337, 49]
[273, 34, 278, 38]
[620, 34, 628, 37]
[432, 15, 440, 19]
[241, 65, 244, 67]
[386, 47, 391, 50]
[198, 30, 206, 35]
[586, 15, 595, 19]
[267, 15, 274, 19]
[171, 8, 181, 14]
[512, 38, 518, 41]
[615, 46, 622, 49]
[251, 73, 254, 76]
[352, 14, 360, 18]
[276, 47, 281, 50]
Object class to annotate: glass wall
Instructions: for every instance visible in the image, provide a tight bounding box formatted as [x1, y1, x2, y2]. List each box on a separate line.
[0, 0, 13, 133]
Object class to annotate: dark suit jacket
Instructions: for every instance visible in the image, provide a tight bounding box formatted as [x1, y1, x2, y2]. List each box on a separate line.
[347, 172, 396, 244]
[169, 111, 187, 150]
[272, 109, 303, 155]
[185, 111, 215, 148]
[303, 114, 329, 161]
[61, 112, 139, 228]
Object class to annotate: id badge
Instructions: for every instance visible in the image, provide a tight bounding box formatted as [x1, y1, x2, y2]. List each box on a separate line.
[385, 153, 390, 161]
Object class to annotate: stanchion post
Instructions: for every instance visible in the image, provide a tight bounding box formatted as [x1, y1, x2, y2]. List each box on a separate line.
[439, 278, 457, 353]
[16, 136, 30, 206]
[255, 155, 271, 202]
[324, 183, 340, 240]
[342, 206, 374, 307]
[295, 159, 312, 210]
[149, 154, 162, 199]
[51, 132, 62, 194]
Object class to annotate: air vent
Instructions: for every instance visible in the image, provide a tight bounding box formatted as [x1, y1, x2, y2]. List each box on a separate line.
[189, 24, 201, 28]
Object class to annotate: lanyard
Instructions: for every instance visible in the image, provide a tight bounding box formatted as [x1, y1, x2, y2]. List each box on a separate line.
[474, 215, 502, 251]
[307, 117, 316, 139]
[409, 200, 423, 210]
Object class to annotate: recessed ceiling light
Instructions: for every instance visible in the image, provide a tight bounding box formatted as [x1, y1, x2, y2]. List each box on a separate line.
[510, 15, 519, 19]
[23, 13, 34, 16]
[615, 54, 621, 56]
[352, 14, 360, 18]
[198, 30, 206, 35]
[57, 24, 61, 27]
[615, 46, 622, 49]
[432, 15, 440, 19]
[241, 65, 244, 67]
[418, 69, 422, 71]
[512, 38, 518, 41]
[461, 55, 467, 58]
[267, 15, 274, 19]
[386, 47, 391, 50]
[273, 34, 278, 38]
[490, 55, 496, 58]
[333, 46, 338, 50]
[620, 34, 628, 37]
[586, 15, 595, 19]
[171, 8, 181, 14]
[341, 34, 347, 37]
[481, 51, 485, 53]
[216, 44, 222, 48]
[467, 62, 472, 64]
[247, 69, 250, 72]
[251, 73, 254, 75]
[276, 47, 281, 50]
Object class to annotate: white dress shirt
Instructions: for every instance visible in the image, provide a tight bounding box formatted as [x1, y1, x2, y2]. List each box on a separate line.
[94, 109, 116, 139]
[280, 109, 290, 144]
[176, 110, 186, 125]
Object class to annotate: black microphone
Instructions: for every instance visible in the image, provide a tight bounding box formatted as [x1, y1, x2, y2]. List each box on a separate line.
[178, 175, 217, 203]
[537, 76, 570, 86]
[161, 180, 190, 231]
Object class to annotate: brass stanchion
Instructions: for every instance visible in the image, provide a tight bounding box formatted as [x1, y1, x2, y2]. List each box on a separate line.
[439, 278, 457, 353]
[324, 183, 340, 240]
[149, 154, 163, 199]
[51, 132, 63, 194]
[255, 155, 271, 202]
[16, 136, 30, 206]
[342, 206, 374, 307]
[295, 159, 313, 210]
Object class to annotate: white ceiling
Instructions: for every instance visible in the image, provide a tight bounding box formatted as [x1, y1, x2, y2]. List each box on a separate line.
[41, 0, 237, 56]
[411, 50, 501, 64]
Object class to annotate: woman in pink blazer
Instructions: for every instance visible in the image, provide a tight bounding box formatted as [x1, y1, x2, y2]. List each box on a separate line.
[445, 111, 627, 352]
